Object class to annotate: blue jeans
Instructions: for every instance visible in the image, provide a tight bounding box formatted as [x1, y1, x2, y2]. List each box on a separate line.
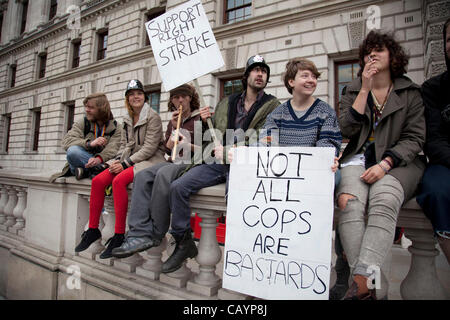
[417, 164, 450, 238]
[66, 145, 93, 175]
[169, 164, 228, 237]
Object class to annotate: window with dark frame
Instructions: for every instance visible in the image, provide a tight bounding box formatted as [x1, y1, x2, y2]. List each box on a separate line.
[32, 109, 41, 151]
[38, 53, 47, 79]
[10, 65, 16, 88]
[334, 59, 359, 116]
[66, 103, 75, 132]
[20, 0, 29, 34]
[49, 0, 57, 20]
[72, 40, 81, 68]
[4, 113, 11, 153]
[220, 77, 244, 100]
[145, 9, 165, 46]
[146, 90, 161, 113]
[97, 30, 108, 61]
[224, 0, 252, 24]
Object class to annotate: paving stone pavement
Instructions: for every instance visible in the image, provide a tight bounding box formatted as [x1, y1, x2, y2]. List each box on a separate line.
[186, 232, 450, 300]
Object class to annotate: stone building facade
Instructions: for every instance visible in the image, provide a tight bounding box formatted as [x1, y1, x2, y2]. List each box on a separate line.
[0, 0, 449, 301]
[0, 0, 448, 171]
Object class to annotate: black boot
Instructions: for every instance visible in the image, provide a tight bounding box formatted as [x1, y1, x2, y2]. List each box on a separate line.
[75, 228, 101, 252]
[100, 233, 125, 259]
[329, 253, 350, 300]
[161, 230, 198, 273]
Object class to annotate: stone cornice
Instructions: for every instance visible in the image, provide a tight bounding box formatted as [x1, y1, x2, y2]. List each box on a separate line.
[1, 0, 382, 58]
[0, 0, 384, 98]
[213, 0, 381, 40]
[0, 45, 156, 99]
[0, 0, 128, 57]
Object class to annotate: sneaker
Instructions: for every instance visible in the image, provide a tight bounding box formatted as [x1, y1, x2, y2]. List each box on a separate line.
[75, 228, 101, 252]
[75, 167, 89, 180]
[99, 233, 125, 259]
[111, 236, 161, 259]
[329, 253, 350, 300]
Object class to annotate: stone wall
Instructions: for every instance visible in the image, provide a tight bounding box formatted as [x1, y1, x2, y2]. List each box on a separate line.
[0, 0, 434, 170]
[423, 0, 450, 79]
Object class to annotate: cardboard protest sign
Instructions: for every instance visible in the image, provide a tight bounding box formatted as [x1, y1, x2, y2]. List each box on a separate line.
[223, 146, 335, 300]
[145, 0, 224, 91]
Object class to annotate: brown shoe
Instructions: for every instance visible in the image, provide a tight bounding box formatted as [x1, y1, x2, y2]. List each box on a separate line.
[343, 278, 377, 300]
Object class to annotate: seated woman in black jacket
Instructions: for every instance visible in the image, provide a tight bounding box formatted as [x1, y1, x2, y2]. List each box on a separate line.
[417, 18, 450, 265]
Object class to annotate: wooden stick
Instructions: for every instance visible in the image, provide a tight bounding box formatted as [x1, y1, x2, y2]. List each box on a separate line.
[171, 104, 183, 161]
[192, 79, 221, 147]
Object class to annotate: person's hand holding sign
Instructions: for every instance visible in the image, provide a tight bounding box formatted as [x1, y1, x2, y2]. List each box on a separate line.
[213, 144, 225, 161]
[199, 106, 213, 122]
[331, 156, 339, 173]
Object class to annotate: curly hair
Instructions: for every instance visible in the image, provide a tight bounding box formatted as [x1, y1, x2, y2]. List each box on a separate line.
[358, 30, 409, 79]
[167, 84, 200, 112]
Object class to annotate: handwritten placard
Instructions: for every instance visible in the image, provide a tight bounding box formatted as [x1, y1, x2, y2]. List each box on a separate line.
[223, 146, 335, 300]
[145, 0, 224, 91]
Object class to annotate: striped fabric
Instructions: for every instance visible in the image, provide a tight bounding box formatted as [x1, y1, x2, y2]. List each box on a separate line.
[260, 98, 342, 156]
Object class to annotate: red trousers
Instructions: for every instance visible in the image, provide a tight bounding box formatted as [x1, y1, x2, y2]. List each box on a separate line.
[88, 167, 134, 234]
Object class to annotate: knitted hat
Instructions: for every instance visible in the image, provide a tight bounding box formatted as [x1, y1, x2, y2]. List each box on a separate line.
[168, 84, 200, 111]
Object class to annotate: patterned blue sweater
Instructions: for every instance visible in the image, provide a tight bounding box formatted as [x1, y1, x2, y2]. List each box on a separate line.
[259, 98, 342, 156]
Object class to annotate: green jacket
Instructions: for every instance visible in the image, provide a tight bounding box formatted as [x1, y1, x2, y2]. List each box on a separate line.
[49, 116, 122, 182]
[186, 91, 280, 172]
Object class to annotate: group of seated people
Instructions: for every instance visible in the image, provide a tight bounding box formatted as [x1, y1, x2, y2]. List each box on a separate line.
[50, 23, 450, 300]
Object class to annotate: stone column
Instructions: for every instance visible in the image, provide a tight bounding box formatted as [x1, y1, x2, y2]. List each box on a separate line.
[10, 187, 27, 234]
[0, 184, 9, 224]
[3, 0, 21, 43]
[187, 210, 222, 296]
[77, 195, 104, 260]
[114, 254, 144, 273]
[160, 235, 193, 288]
[136, 237, 168, 280]
[400, 227, 448, 300]
[101, 196, 115, 241]
[27, 0, 48, 32]
[3, 185, 17, 228]
[96, 196, 116, 265]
